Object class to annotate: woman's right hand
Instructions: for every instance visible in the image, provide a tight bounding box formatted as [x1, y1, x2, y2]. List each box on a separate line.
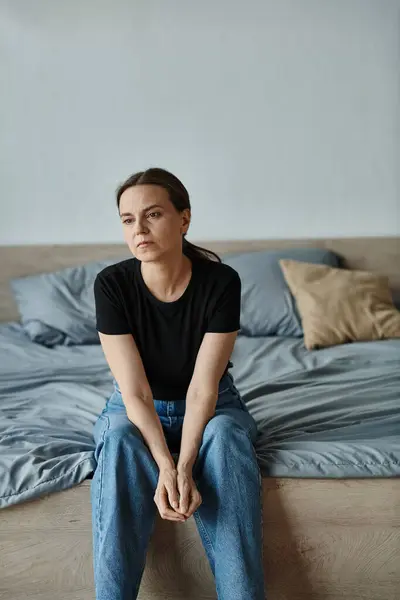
[154, 467, 187, 522]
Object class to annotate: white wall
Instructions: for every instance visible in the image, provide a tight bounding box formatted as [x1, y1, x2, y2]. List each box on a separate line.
[1, 0, 399, 245]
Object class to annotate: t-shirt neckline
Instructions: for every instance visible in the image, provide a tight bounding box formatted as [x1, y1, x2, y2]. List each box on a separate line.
[135, 257, 195, 308]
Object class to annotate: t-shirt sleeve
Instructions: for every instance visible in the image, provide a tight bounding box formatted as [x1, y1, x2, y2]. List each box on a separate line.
[206, 269, 241, 333]
[93, 273, 131, 335]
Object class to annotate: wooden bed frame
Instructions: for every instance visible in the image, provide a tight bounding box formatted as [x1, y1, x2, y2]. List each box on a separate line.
[0, 237, 399, 600]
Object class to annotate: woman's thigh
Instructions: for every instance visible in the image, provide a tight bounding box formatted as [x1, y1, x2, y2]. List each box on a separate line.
[92, 391, 145, 451]
[214, 373, 259, 443]
[92, 376, 257, 451]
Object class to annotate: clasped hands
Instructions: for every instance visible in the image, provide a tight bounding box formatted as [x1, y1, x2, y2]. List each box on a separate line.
[154, 465, 202, 522]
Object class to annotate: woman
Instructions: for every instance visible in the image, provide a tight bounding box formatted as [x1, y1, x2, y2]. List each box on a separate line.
[90, 167, 266, 600]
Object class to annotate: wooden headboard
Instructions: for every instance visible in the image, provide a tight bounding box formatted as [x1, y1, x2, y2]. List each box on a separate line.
[0, 237, 399, 323]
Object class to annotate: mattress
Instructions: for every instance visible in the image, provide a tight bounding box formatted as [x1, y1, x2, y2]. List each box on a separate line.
[0, 321, 399, 509]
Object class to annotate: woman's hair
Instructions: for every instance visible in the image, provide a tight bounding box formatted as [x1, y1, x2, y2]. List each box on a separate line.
[116, 167, 221, 263]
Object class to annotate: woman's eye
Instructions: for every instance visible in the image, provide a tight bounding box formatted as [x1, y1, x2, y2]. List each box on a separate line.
[123, 219, 133, 225]
[148, 212, 161, 219]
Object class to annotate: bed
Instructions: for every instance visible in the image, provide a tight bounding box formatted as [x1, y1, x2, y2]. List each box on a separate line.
[0, 237, 399, 600]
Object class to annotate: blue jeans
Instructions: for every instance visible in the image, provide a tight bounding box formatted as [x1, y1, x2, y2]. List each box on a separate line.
[90, 372, 266, 599]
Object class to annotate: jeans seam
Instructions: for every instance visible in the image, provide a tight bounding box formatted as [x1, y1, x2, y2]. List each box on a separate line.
[95, 414, 110, 551]
[252, 443, 265, 576]
[194, 509, 215, 560]
[244, 424, 255, 439]
[259, 467, 264, 563]
[218, 385, 231, 394]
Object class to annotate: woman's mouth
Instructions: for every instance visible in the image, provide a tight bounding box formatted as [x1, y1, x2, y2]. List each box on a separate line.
[137, 241, 153, 248]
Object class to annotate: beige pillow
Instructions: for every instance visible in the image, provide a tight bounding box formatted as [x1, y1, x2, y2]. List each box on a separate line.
[279, 259, 400, 350]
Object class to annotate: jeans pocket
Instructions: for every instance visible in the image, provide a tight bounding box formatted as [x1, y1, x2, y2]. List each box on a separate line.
[217, 387, 242, 412]
[112, 377, 121, 394]
[218, 372, 234, 395]
[106, 390, 125, 412]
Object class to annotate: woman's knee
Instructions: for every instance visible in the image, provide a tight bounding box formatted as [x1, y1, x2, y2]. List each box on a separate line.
[196, 415, 261, 486]
[203, 413, 254, 446]
[98, 422, 158, 482]
[93, 413, 146, 460]
[104, 421, 145, 452]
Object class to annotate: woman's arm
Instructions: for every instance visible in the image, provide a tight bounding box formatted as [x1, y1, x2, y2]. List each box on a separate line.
[98, 332, 175, 471]
[177, 330, 238, 472]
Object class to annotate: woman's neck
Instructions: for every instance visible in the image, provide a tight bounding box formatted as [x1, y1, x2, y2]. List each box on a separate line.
[140, 253, 192, 303]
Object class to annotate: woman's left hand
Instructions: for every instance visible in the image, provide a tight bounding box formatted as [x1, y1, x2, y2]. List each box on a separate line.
[176, 468, 202, 519]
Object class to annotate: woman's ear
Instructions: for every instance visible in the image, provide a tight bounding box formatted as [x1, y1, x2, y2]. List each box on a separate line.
[181, 208, 191, 234]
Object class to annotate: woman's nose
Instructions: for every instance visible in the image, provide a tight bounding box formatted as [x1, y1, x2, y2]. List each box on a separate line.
[133, 218, 148, 235]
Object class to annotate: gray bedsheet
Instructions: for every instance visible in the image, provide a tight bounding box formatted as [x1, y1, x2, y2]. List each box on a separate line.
[232, 335, 400, 478]
[0, 322, 399, 509]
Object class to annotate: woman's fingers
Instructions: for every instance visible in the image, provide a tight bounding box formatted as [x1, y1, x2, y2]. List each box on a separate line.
[154, 470, 202, 522]
[183, 489, 202, 519]
[165, 478, 180, 510]
[176, 472, 202, 518]
[177, 474, 191, 514]
[157, 486, 185, 522]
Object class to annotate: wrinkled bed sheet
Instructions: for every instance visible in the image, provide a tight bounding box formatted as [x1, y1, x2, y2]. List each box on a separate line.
[0, 322, 399, 509]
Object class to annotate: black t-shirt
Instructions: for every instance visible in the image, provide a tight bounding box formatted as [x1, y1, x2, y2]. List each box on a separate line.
[93, 256, 241, 400]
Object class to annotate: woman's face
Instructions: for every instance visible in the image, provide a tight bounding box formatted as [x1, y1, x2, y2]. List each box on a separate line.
[119, 184, 190, 261]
